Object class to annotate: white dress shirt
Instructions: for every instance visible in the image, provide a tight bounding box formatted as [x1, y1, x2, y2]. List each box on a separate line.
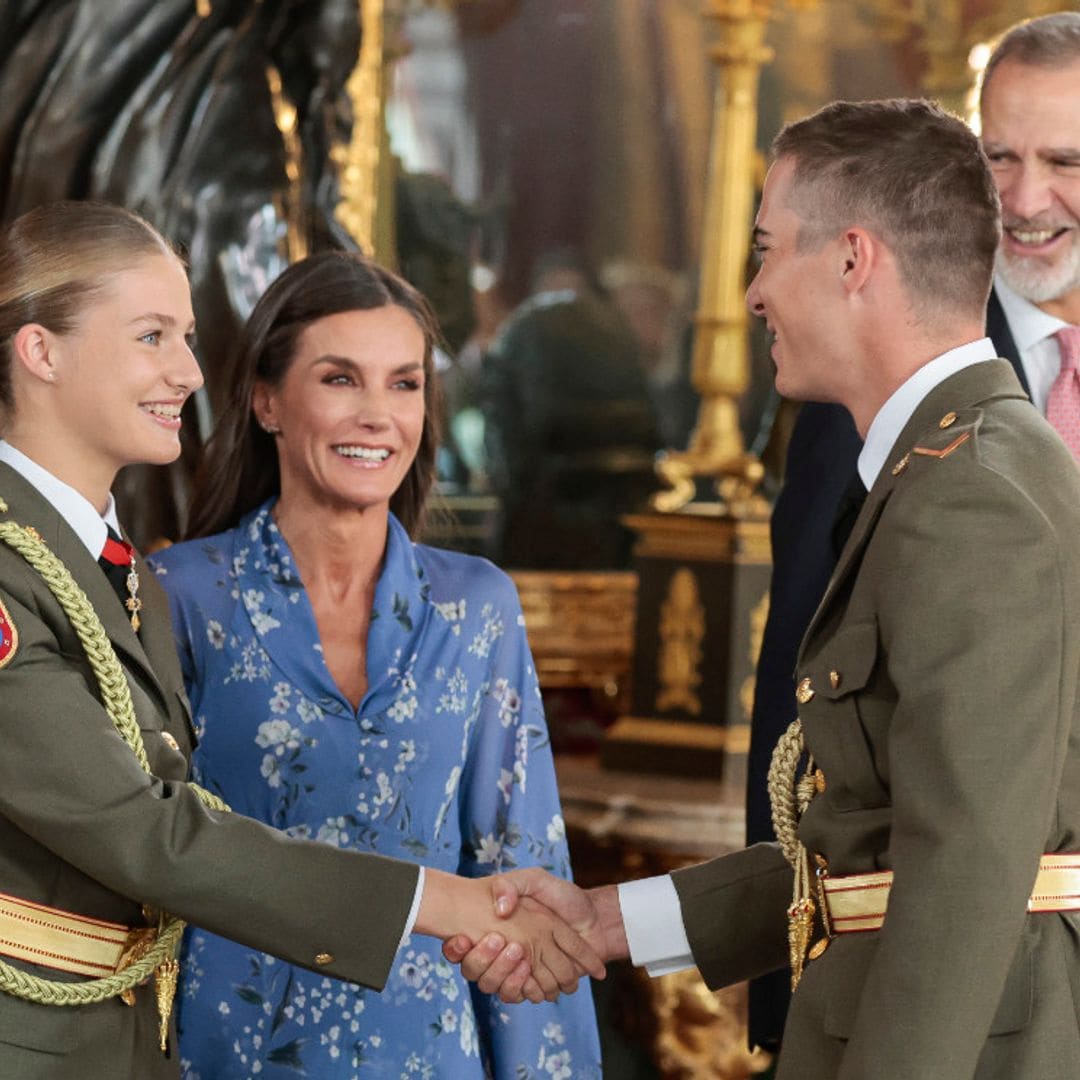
[619, 335, 1015, 977]
[0, 440, 121, 554]
[993, 274, 1070, 415]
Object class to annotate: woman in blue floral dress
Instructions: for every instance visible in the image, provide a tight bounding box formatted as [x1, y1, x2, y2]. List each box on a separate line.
[149, 252, 601, 1080]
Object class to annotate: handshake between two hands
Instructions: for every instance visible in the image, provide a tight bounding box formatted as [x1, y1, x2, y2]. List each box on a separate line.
[416, 868, 629, 1005]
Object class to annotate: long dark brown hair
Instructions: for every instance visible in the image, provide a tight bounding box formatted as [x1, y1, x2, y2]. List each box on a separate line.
[185, 250, 444, 539]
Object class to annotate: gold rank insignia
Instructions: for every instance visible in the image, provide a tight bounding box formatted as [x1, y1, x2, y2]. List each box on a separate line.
[0, 597, 17, 670]
[796, 676, 814, 703]
[912, 431, 971, 459]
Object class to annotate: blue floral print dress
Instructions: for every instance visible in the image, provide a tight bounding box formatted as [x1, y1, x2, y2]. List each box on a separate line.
[149, 504, 601, 1080]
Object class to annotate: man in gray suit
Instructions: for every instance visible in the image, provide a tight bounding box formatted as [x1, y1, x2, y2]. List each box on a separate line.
[457, 95, 1080, 1080]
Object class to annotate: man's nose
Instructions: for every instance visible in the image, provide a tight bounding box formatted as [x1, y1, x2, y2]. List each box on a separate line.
[1000, 163, 1055, 222]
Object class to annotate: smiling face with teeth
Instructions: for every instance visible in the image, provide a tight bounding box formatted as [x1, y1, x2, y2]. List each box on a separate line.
[253, 304, 427, 521]
[981, 58, 1080, 322]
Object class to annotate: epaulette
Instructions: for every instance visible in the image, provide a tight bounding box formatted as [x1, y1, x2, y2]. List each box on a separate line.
[889, 409, 979, 478]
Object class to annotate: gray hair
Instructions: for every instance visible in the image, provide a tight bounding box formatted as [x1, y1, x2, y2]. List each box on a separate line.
[980, 12, 1080, 107]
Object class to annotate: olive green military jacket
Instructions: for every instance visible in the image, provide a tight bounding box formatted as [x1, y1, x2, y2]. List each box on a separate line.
[0, 464, 420, 1078]
[672, 360, 1080, 1080]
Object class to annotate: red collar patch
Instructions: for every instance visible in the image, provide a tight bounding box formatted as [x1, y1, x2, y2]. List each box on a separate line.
[0, 597, 17, 669]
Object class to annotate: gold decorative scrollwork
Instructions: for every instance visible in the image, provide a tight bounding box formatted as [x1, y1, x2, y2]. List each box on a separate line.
[656, 567, 706, 716]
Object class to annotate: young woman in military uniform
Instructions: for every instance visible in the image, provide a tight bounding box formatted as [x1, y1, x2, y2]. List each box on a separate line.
[0, 201, 601, 1078]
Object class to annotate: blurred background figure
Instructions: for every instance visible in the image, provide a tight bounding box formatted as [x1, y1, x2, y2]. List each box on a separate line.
[480, 249, 661, 569]
[601, 260, 698, 451]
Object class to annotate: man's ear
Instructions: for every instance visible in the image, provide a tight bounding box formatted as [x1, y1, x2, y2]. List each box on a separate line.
[839, 227, 876, 296]
[11, 323, 60, 385]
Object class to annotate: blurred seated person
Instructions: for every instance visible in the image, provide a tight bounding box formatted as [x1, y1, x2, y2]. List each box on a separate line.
[480, 250, 661, 569]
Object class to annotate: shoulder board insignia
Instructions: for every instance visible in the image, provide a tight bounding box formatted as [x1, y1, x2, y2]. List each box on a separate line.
[912, 431, 971, 460]
[0, 597, 17, 669]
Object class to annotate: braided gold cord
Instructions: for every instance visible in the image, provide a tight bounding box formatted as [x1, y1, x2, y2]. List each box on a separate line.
[767, 718, 809, 868]
[0, 520, 228, 1009]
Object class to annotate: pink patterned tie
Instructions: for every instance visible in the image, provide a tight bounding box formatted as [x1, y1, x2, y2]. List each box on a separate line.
[1047, 326, 1080, 462]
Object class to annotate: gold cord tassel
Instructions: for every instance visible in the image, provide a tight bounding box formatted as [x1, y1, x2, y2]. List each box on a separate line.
[155, 954, 179, 1052]
[787, 846, 816, 990]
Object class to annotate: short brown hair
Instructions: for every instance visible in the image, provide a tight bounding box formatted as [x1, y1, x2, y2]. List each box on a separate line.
[771, 98, 1001, 320]
[186, 250, 444, 540]
[0, 201, 172, 415]
[980, 12, 1080, 110]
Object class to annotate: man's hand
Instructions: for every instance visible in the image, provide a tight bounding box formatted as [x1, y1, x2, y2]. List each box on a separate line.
[415, 869, 606, 1004]
[443, 868, 628, 1003]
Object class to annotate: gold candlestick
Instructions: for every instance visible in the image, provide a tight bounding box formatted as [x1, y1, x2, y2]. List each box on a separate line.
[653, 1, 781, 516]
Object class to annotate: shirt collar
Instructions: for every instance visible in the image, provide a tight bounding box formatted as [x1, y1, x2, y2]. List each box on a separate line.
[858, 337, 998, 490]
[0, 441, 121, 558]
[993, 273, 1069, 353]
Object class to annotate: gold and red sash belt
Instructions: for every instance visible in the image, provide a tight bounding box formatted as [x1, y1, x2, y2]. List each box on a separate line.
[0, 889, 146, 978]
[824, 854, 1080, 934]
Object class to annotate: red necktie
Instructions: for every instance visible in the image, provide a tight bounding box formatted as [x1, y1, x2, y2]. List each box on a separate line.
[1047, 326, 1080, 462]
[98, 526, 134, 607]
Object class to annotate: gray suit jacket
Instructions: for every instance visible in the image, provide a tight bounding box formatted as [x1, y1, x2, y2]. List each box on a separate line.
[674, 361, 1080, 1079]
[0, 463, 419, 1077]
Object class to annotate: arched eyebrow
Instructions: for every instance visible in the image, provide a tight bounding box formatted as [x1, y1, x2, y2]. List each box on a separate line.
[129, 312, 197, 333]
[315, 356, 424, 377]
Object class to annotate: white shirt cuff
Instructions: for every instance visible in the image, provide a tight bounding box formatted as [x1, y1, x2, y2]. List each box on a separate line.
[618, 874, 695, 977]
[399, 866, 425, 946]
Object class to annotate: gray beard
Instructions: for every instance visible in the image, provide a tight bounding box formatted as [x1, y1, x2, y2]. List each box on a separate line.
[996, 239, 1080, 305]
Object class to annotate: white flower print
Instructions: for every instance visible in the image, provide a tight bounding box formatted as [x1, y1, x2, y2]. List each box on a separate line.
[296, 697, 322, 724]
[269, 683, 291, 715]
[475, 833, 502, 865]
[316, 817, 349, 847]
[543, 1022, 566, 1045]
[254, 718, 299, 752]
[467, 602, 504, 659]
[459, 1001, 478, 1057]
[433, 598, 466, 635]
[206, 620, 226, 649]
[259, 754, 282, 788]
[243, 588, 281, 635]
[497, 768, 514, 806]
[546, 815, 565, 844]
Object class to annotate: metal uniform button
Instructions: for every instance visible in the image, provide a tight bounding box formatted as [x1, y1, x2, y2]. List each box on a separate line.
[829, 670, 841, 690]
[161, 732, 179, 752]
[808, 938, 830, 960]
[314, 952, 334, 966]
[813, 853, 829, 871]
[814, 768, 827, 794]
[938, 411, 957, 429]
[796, 676, 815, 704]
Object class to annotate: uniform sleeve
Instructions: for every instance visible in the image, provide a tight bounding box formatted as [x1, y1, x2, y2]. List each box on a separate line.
[836, 468, 1072, 1079]
[0, 560, 419, 992]
[454, 573, 603, 1077]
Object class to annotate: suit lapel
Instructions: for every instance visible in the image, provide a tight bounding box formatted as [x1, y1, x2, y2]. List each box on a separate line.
[986, 286, 1028, 395]
[0, 463, 170, 710]
[801, 360, 1028, 649]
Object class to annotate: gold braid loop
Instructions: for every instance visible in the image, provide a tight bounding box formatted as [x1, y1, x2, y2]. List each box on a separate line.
[767, 716, 826, 991]
[767, 718, 809, 868]
[0, 519, 228, 1037]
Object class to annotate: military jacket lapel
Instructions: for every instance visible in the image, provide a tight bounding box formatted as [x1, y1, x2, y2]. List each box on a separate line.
[800, 360, 1027, 650]
[0, 463, 170, 713]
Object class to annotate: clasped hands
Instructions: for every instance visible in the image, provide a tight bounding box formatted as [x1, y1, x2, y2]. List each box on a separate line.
[417, 867, 628, 1005]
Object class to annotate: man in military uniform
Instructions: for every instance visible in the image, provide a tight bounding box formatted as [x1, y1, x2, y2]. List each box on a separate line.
[457, 97, 1080, 1079]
